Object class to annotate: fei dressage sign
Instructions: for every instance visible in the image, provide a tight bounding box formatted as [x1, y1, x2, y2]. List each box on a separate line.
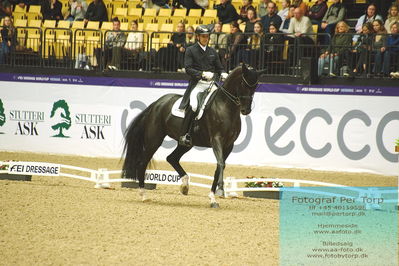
[8, 162, 60, 176]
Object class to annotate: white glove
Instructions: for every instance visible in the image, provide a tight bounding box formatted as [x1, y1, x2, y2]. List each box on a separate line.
[202, 71, 214, 81]
[220, 72, 228, 81]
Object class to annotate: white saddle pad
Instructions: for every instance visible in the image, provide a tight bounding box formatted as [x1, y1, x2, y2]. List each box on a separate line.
[171, 84, 218, 120]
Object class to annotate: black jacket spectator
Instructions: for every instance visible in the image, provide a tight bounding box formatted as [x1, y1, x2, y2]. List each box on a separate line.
[261, 13, 282, 33]
[41, 0, 63, 20]
[85, 0, 108, 22]
[215, 0, 239, 24]
[308, 0, 328, 24]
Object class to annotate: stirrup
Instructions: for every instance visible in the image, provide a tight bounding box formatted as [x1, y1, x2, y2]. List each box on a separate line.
[179, 134, 192, 147]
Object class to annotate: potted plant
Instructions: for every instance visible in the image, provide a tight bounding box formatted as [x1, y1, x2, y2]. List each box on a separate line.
[0, 160, 32, 181]
[395, 138, 399, 153]
[243, 176, 283, 200]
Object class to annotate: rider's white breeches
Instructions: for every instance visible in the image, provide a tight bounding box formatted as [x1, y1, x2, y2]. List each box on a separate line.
[190, 80, 215, 112]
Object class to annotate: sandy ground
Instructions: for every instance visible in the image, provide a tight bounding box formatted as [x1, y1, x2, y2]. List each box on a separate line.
[0, 151, 397, 265]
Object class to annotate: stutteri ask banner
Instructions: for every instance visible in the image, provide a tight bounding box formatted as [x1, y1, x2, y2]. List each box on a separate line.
[0, 77, 398, 176]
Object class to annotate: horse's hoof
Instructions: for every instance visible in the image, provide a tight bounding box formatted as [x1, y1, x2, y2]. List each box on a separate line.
[215, 189, 225, 198]
[210, 202, 220, 208]
[180, 175, 189, 195]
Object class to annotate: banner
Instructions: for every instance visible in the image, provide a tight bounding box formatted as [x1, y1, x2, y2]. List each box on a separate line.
[0, 74, 398, 176]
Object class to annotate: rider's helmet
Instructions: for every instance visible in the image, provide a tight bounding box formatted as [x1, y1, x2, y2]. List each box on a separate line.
[195, 25, 211, 35]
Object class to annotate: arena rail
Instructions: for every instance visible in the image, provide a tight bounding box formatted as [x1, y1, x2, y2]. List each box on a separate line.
[0, 161, 397, 206]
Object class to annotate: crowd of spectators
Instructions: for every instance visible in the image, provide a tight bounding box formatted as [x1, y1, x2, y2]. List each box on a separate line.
[0, 0, 399, 78]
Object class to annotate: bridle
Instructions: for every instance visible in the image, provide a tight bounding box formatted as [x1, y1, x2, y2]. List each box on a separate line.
[219, 72, 258, 106]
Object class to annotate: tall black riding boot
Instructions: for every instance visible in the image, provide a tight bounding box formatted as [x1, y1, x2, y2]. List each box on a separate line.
[179, 108, 195, 147]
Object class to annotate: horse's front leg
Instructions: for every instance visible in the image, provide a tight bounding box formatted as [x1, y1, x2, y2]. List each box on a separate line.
[209, 140, 233, 208]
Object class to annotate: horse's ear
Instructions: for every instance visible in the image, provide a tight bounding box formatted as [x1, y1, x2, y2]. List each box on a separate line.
[242, 63, 248, 75]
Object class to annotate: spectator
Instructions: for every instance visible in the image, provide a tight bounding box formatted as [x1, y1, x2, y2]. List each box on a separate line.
[84, 0, 108, 24]
[317, 21, 351, 76]
[372, 19, 387, 76]
[385, 22, 399, 78]
[280, 5, 295, 33]
[124, 20, 144, 70]
[0, 0, 12, 19]
[353, 4, 383, 41]
[171, 22, 187, 71]
[209, 22, 228, 68]
[352, 22, 374, 76]
[292, 0, 307, 15]
[258, 0, 272, 18]
[104, 18, 127, 70]
[244, 7, 259, 33]
[215, 0, 239, 24]
[287, 7, 314, 44]
[42, 0, 63, 20]
[0, 16, 14, 64]
[241, 21, 264, 67]
[226, 21, 246, 69]
[264, 22, 285, 68]
[185, 25, 196, 48]
[320, 0, 346, 45]
[277, 0, 290, 23]
[68, 0, 88, 21]
[385, 4, 399, 33]
[261, 1, 282, 33]
[172, 0, 204, 10]
[308, 0, 327, 26]
[238, 0, 254, 23]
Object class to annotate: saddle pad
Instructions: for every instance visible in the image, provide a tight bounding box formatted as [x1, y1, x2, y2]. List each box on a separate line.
[171, 85, 218, 120]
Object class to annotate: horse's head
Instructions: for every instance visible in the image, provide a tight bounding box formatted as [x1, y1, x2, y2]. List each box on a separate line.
[237, 64, 259, 115]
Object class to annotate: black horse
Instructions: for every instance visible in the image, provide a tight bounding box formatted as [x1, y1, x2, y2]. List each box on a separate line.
[122, 64, 259, 208]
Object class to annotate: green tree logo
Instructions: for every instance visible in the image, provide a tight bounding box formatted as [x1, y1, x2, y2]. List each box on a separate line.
[50, 100, 71, 138]
[0, 99, 5, 133]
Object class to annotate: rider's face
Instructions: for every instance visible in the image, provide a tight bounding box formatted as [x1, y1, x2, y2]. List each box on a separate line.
[198, 34, 210, 46]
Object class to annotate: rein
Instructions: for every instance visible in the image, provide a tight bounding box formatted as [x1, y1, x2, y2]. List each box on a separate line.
[219, 84, 241, 106]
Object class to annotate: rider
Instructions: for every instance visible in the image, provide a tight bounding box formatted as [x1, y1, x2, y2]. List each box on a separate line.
[178, 25, 228, 147]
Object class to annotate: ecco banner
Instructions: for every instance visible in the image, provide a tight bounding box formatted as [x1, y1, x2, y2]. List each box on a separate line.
[0, 76, 398, 176]
[8, 162, 61, 176]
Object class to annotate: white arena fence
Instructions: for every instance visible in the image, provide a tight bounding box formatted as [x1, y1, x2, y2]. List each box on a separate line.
[0, 161, 397, 206]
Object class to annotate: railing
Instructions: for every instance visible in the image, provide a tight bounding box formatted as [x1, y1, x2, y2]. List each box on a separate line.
[1, 30, 398, 79]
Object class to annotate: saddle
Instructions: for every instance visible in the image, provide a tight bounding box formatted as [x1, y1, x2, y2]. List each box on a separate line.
[171, 83, 218, 120]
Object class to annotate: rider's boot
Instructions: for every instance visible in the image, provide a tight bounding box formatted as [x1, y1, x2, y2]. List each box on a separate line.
[179, 108, 195, 147]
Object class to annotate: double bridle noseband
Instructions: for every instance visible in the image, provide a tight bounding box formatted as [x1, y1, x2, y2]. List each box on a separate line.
[219, 73, 258, 106]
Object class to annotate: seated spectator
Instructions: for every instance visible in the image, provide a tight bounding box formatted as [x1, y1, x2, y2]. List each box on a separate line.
[101, 18, 127, 70]
[65, 0, 88, 21]
[320, 0, 346, 45]
[244, 7, 260, 33]
[264, 22, 285, 69]
[172, 0, 204, 10]
[308, 0, 327, 26]
[84, 0, 108, 24]
[171, 22, 187, 71]
[241, 21, 264, 68]
[287, 7, 315, 46]
[385, 4, 399, 33]
[0, 15, 14, 64]
[226, 21, 246, 69]
[280, 5, 295, 33]
[385, 22, 399, 78]
[238, 0, 254, 23]
[185, 25, 196, 48]
[372, 19, 388, 76]
[209, 22, 228, 68]
[258, 0, 271, 18]
[317, 21, 351, 76]
[353, 4, 383, 42]
[215, 0, 239, 24]
[0, 0, 12, 20]
[261, 1, 282, 33]
[352, 22, 374, 76]
[277, 0, 290, 23]
[42, 0, 63, 20]
[124, 20, 144, 70]
[292, 0, 308, 15]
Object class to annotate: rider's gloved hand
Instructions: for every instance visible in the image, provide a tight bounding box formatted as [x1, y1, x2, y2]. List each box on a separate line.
[202, 71, 214, 81]
[220, 72, 228, 81]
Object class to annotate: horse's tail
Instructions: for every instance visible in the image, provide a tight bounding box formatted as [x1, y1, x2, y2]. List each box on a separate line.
[122, 103, 154, 182]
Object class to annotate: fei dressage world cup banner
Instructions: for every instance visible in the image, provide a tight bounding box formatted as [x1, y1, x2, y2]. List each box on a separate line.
[0, 73, 398, 176]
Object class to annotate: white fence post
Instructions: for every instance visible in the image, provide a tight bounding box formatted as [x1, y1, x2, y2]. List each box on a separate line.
[94, 168, 110, 189]
[225, 176, 238, 198]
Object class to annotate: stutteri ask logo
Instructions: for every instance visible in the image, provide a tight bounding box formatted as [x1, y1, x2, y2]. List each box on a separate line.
[0, 99, 5, 133]
[50, 99, 71, 138]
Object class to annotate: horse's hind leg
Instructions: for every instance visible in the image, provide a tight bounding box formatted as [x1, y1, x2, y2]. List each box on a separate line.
[166, 145, 192, 195]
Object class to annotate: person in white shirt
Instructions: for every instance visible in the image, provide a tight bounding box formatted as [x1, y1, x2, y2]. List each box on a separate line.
[124, 20, 144, 70]
[277, 0, 290, 23]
